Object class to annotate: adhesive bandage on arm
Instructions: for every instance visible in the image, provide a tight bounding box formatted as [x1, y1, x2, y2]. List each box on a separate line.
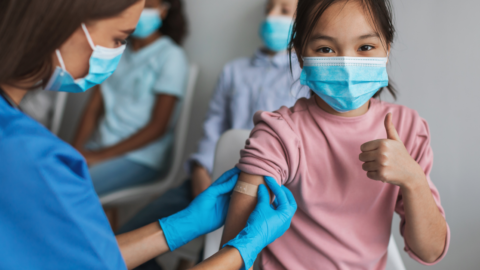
[234, 181, 259, 197]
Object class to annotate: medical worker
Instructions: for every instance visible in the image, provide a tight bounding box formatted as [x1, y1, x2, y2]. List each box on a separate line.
[73, 0, 189, 197]
[118, 0, 306, 236]
[0, 1, 297, 269]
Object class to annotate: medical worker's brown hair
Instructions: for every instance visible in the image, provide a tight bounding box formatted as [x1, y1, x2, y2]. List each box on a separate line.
[0, 0, 141, 88]
[289, 0, 397, 99]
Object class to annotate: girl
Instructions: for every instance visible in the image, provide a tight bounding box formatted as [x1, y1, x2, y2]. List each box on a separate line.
[73, 0, 188, 196]
[220, 0, 450, 269]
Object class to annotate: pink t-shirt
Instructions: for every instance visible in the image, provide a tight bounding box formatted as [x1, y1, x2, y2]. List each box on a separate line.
[237, 97, 450, 270]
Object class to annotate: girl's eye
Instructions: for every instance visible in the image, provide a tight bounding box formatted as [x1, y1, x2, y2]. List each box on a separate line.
[282, 8, 290, 15]
[358, 45, 374, 51]
[317, 47, 334, 53]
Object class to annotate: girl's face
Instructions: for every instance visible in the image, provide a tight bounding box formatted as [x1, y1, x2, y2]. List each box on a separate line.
[304, 0, 389, 58]
[266, 0, 298, 18]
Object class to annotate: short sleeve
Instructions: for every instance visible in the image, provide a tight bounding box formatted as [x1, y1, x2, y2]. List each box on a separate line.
[0, 132, 126, 270]
[236, 107, 301, 186]
[395, 118, 450, 265]
[152, 47, 189, 98]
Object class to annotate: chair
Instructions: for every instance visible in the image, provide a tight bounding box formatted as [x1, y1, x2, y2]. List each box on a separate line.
[51, 91, 69, 135]
[203, 129, 406, 270]
[99, 64, 199, 207]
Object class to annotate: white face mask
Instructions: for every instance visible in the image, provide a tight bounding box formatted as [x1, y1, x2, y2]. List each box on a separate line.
[45, 23, 126, 93]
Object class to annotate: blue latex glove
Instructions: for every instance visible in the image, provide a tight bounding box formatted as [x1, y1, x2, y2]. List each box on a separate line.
[159, 167, 240, 251]
[224, 176, 298, 270]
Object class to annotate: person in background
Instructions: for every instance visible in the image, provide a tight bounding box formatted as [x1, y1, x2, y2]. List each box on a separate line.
[73, 0, 188, 197]
[117, 0, 306, 267]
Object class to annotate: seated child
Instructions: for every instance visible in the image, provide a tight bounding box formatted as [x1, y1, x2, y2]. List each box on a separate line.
[73, 0, 188, 196]
[220, 0, 450, 269]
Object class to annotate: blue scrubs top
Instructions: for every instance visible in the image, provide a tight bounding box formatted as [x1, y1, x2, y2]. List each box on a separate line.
[0, 91, 126, 269]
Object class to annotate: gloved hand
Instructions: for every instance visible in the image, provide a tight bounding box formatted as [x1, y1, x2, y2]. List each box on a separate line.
[159, 167, 240, 251]
[224, 176, 297, 270]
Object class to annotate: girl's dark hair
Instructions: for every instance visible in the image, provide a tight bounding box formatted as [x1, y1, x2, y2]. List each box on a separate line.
[0, 0, 141, 88]
[289, 0, 397, 99]
[160, 0, 188, 45]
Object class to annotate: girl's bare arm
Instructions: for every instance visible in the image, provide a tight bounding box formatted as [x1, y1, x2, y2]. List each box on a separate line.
[220, 172, 268, 270]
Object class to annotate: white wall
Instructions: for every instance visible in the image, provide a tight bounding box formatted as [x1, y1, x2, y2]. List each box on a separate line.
[59, 0, 479, 268]
[389, 0, 480, 269]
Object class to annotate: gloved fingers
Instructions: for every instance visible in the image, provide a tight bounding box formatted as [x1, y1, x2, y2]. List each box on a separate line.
[211, 167, 241, 187]
[281, 185, 298, 212]
[272, 197, 279, 209]
[257, 184, 271, 205]
[264, 176, 288, 208]
[209, 173, 239, 196]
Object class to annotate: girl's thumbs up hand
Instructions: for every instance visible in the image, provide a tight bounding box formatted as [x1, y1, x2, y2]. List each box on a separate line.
[359, 113, 425, 188]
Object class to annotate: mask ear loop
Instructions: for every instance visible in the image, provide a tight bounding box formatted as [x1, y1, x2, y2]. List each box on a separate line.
[81, 23, 96, 50]
[55, 50, 67, 74]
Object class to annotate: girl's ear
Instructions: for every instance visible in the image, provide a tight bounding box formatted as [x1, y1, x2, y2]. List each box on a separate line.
[295, 50, 304, 68]
[384, 42, 391, 63]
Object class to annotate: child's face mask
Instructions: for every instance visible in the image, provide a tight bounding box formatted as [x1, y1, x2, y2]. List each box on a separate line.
[259, 16, 293, 52]
[300, 56, 389, 113]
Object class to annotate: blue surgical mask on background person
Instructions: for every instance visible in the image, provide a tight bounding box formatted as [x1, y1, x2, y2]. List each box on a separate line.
[45, 23, 126, 93]
[131, 8, 163, 39]
[300, 56, 389, 113]
[259, 16, 293, 52]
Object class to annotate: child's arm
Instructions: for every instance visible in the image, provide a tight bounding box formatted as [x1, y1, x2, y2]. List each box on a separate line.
[360, 113, 448, 263]
[84, 94, 177, 165]
[220, 172, 268, 269]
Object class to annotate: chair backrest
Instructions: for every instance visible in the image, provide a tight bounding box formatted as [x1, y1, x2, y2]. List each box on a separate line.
[100, 64, 199, 206]
[386, 234, 406, 270]
[204, 129, 252, 260]
[50, 91, 69, 135]
[204, 129, 406, 270]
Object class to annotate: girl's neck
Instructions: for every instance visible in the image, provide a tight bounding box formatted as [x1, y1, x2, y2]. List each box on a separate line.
[131, 31, 163, 52]
[314, 95, 370, 117]
[0, 84, 28, 105]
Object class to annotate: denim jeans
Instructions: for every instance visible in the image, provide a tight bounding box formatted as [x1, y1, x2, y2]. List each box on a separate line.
[90, 156, 161, 197]
[117, 179, 193, 234]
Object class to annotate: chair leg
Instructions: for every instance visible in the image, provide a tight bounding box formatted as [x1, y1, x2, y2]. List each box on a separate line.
[104, 207, 119, 232]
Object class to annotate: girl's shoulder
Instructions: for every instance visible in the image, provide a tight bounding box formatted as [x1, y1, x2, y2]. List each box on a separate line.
[373, 99, 426, 126]
[372, 99, 431, 142]
[251, 98, 311, 140]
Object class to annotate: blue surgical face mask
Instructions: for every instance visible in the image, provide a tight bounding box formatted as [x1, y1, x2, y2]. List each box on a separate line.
[131, 8, 162, 39]
[45, 23, 126, 93]
[300, 56, 389, 113]
[259, 16, 293, 52]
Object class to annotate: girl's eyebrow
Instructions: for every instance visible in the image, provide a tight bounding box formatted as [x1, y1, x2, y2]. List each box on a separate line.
[310, 34, 335, 41]
[358, 32, 380, 40]
[309, 32, 380, 42]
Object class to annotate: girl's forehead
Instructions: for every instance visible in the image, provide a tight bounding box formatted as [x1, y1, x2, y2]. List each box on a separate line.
[314, 1, 376, 37]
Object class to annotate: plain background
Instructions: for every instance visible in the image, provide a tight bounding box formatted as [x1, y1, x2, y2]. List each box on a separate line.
[58, 0, 480, 268]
